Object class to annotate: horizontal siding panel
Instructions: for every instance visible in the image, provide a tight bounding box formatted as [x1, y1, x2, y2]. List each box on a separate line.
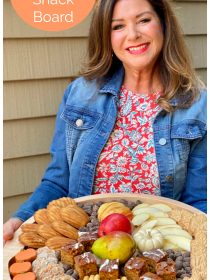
[4, 38, 88, 81]
[4, 194, 32, 222]
[4, 0, 91, 38]
[4, 36, 206, 82]
[172, 2, 206, 35]
[4, 78, 72, 120]
[4, 117, 56, 159]
[185, 36, 206, 68]
[196, 68, 207, 84]
[4, 154, 51, 197]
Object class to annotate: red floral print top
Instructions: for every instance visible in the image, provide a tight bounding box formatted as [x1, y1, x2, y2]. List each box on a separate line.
[93, 85, 161, 195]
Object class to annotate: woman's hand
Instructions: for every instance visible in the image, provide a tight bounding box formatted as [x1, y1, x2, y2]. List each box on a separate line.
[3, 218, 23, 246]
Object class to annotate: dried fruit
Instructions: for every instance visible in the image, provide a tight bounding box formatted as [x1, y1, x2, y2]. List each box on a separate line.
[9, 262, 32, 277]
[15, 248, 37, 262]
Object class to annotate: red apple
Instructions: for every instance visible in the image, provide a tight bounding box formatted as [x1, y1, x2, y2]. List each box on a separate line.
[98, 213, 132, 236]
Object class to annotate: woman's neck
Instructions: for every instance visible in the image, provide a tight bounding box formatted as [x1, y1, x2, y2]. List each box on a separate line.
[123, 68, 163, 95]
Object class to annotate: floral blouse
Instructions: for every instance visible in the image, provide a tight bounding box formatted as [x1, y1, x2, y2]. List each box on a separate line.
[93, 85, 161, 195]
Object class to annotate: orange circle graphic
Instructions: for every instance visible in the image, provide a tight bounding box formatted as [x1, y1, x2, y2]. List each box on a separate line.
[11, 0, 96, 31]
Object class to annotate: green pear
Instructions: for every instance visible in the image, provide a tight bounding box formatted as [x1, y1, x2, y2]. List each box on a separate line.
[91, 231, 136, 263]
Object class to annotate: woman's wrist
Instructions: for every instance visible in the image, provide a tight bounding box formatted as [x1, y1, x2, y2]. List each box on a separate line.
[10, 217, 23, 229]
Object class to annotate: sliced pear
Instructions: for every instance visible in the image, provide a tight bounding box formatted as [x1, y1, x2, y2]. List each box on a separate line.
[150, 212, 169, 218]
[140, 219, 157, 230]
[163, 240, 180, 250]
[133, 207, 159, 216]
[157, 228, 192, 240]
[132, 213, 150, 226]
[132, 203, 149, 212]
[150, 217, 176, 226]
[151, 203, 172, 212]
[164, 235, 191, 251]
[154, 224, 182, 230]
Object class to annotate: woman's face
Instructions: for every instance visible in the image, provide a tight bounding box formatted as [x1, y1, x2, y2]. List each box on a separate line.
[111, 0, 164, 73]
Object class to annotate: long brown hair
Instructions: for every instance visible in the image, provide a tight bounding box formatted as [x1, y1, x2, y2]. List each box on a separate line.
[81, 0, 204, 112]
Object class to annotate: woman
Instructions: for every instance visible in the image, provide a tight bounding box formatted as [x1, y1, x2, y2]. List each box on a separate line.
[4, 0, 206, 243]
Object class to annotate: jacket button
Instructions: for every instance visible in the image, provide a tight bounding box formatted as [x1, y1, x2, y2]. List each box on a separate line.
[165, 175, 173, 182]
[75, 119, 83, 127]
[159, 138, 167, 145]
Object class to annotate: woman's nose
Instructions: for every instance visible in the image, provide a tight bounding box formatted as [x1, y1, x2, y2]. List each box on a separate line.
[127, 24, 140, 41]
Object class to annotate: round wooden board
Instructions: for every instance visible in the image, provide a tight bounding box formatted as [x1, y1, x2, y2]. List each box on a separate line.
[3, 193, 204, 279]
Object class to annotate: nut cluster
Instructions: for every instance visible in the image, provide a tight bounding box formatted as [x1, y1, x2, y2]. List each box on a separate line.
[166, 250, 191, 279]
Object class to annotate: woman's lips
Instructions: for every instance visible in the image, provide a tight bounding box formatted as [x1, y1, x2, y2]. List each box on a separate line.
[126, 43, 150, 55]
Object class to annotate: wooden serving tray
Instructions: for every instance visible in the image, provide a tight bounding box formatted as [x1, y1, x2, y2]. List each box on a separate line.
[3, 193, 204, 280]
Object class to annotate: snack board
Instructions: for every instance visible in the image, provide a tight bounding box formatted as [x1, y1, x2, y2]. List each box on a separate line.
[3, 193, 206, 280]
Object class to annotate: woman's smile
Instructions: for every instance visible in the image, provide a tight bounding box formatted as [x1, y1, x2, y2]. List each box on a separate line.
[126, 43, 150, 55]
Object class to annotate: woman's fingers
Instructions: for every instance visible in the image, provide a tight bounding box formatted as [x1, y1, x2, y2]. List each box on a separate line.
[3, 218, 23, 243]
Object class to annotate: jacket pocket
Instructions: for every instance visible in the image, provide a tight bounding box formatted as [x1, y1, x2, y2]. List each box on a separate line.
[61, 105, 100, 130]
[171, 120, 206, 161]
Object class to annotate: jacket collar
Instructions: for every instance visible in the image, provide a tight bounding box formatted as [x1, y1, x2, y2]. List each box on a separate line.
[170, 91, 193, 107]
[99, 67, 124, 96]
[99, 66, 184, 107]
[169, 98, 179, 106]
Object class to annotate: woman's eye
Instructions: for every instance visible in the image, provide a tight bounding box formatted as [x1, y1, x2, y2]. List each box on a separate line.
[112, 24, 124, 30]
[139, 18, 151, 24]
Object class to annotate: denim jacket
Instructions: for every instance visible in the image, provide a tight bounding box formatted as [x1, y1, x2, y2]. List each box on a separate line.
[14, 68, 207, 221]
